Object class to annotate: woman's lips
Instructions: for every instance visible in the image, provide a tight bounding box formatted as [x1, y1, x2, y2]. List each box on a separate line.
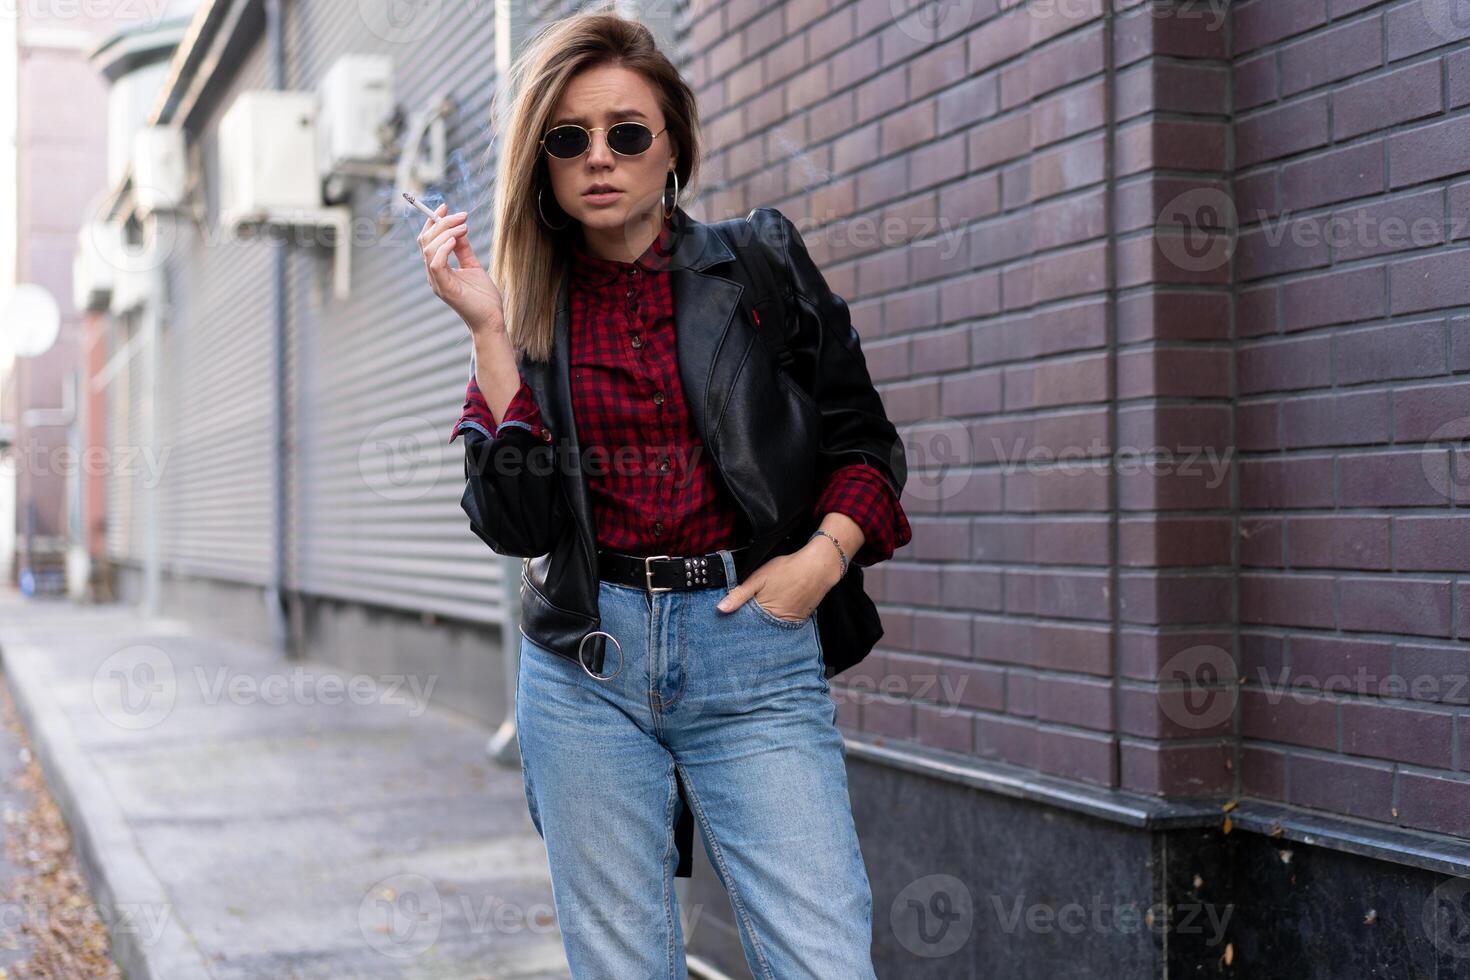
[582, 190, 622, 206]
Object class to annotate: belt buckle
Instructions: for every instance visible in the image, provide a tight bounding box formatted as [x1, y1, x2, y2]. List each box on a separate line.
[644, 554, 673, 593]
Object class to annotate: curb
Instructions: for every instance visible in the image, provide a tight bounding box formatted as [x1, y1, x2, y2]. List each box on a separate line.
[0, 630, 216, 980]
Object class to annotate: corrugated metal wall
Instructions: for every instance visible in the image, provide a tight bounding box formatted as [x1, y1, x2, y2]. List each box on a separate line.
[103, 310, 140, 563]
[282, 3, 512, 623]
[118, 3, 521, 621]
[115, 1, 682, 624]
[153, 43, 280, 586]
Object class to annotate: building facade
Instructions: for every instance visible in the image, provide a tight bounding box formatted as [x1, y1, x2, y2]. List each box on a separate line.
[65, 0, 1470, 975]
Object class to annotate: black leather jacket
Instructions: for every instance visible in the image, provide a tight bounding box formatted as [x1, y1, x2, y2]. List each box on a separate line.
[458, 205, 907, 675]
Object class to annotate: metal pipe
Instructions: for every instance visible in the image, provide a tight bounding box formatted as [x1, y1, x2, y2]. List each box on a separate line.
[265, 0, 290, 658]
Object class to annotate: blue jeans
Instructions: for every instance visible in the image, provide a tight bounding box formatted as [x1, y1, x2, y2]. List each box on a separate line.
[515, 548, 878, 979]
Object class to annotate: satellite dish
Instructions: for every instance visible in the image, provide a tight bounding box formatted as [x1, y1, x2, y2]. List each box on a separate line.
[0, 284, 62, 367]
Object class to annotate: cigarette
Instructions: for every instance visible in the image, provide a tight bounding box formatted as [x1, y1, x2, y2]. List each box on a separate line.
[402, 191, 444, 220]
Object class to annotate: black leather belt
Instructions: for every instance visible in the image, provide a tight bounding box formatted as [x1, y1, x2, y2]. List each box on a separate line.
[597, 545, 754, 592]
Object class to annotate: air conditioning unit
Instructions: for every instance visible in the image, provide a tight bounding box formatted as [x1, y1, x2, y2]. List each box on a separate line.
[131, 126, 187, 213]
[73, 221, 125, 312]
[110, 265, 149, 315]
[218, 90, 321, 224]
[319, 54, 394, 174]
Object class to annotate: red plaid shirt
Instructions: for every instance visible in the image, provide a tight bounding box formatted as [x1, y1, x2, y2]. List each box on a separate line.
[450, 212, 910, 566]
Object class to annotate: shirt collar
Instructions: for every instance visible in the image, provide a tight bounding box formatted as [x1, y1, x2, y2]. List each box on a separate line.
[570, 208, 677, 288]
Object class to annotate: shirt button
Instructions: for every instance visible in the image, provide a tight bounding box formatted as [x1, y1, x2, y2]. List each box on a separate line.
[654, 521, 664, 535]
[653, 391, 664, 405]
[658, 456, 670, 472]
[631, 335, 643, 349]
[540, 428, 553, 442]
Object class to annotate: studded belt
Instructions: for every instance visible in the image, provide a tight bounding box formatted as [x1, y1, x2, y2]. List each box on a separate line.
[596, 545, 755, 593]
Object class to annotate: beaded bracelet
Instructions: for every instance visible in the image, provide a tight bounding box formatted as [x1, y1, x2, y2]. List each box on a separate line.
[810, 528, 849, 578]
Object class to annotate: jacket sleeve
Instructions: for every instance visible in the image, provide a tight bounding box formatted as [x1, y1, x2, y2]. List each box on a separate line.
[452, 353, 569, 558]
[814, 461, 913, 566]
[448, 372, 547, 444]
[755, 206, 909, 521]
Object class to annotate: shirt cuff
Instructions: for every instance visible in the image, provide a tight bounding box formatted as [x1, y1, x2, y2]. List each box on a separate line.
[813, 462, 912, 567]
[449, 374, 548, 443]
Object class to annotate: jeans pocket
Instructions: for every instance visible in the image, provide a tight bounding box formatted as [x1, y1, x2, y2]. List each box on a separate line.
[748, 594, 812, 630]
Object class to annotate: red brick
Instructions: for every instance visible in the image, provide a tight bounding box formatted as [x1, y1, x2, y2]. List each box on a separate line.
[1342, 702, 1454, 767]
[1036, 726, 1117, 785]
[1386, 0, 1470, 61]
[1121, 741, 1235, 796]
[1339, 576, 1453, 637]
[1282, 390, 1391, 448]
[975, 715, 1037, 768]
[1394, 643, 1470, 705]
[1339, 450, 1456, 507]
[1389, 114, 1470, 189]
[915, 701, 974, 754]
[1242, 746, 1286, 799]
[1033, 675, 1113, 731]
[1395, 516, 1470, 571]
[1233, 0, 1328, 54]
[1286, 516, 1391, 569]
[1119, 517, 1233, 567]
[1241, 573, 1336, 628]
[1393, 379, 1470, 440]
[1240, 517, 1286, 567]
[1398, 771, 1470, 837]
[1240, 687, 1337, 749]
[1334, 60, 1444, 140]
[1279, 141, 1386, 211]
[1237, 96, 1330, 166]
[1278, 17, 1383, 95]
[1234, 50, 1278, 110]
[1329, 188, 1446, 263]
[1334, 317, 1447, 383]
[1239, 334, 1332, 393]
[1240, 457, 1336, 509]
[1118, 685, 1234, 739]
[1288, 753, 1394, 821]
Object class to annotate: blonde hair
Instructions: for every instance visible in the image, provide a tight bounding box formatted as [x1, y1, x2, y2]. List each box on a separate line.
[487, 6, 701, 363]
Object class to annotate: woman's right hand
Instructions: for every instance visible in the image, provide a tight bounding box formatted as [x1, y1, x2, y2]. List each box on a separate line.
[418, 202, 505, 340]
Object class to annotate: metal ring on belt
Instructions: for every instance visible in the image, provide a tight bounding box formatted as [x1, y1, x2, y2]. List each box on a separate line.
[577, 630, 623, 681]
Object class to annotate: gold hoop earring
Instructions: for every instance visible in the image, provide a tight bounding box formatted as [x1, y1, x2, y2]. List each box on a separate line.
[538, 188, 571, 230]
[663, 171, 678, 220]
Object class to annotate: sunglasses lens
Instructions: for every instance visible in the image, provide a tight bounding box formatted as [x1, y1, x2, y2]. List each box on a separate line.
[608, 123, 654, 155]
[544, 126, 588, 159]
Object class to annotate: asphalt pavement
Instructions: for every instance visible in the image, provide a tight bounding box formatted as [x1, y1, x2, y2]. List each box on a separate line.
[0, 587, 571, 979]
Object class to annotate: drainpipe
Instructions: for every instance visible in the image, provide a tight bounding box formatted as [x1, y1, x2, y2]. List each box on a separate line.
[265, 0, 291, 657]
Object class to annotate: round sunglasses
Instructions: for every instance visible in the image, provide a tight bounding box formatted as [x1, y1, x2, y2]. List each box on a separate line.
[540, 121, 668, 160]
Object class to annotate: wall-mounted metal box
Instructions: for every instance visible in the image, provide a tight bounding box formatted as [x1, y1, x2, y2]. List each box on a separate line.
[218, 90, 321, 224]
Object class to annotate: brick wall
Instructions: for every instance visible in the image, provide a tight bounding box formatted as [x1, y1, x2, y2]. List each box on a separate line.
[1234, 0, 1470, 839]
[687, 0, 1470, 843]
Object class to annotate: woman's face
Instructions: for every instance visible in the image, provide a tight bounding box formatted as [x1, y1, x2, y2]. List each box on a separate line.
[543, 63, 675, 254]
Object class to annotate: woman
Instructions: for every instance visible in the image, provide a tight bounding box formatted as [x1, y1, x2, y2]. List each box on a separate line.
[419, 9, 910, 978]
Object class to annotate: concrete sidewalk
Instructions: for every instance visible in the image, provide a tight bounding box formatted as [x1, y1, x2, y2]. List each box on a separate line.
[0, 588, 571, 979]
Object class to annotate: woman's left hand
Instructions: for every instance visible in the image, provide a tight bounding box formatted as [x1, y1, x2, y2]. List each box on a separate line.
[716, 541, 844, 622]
